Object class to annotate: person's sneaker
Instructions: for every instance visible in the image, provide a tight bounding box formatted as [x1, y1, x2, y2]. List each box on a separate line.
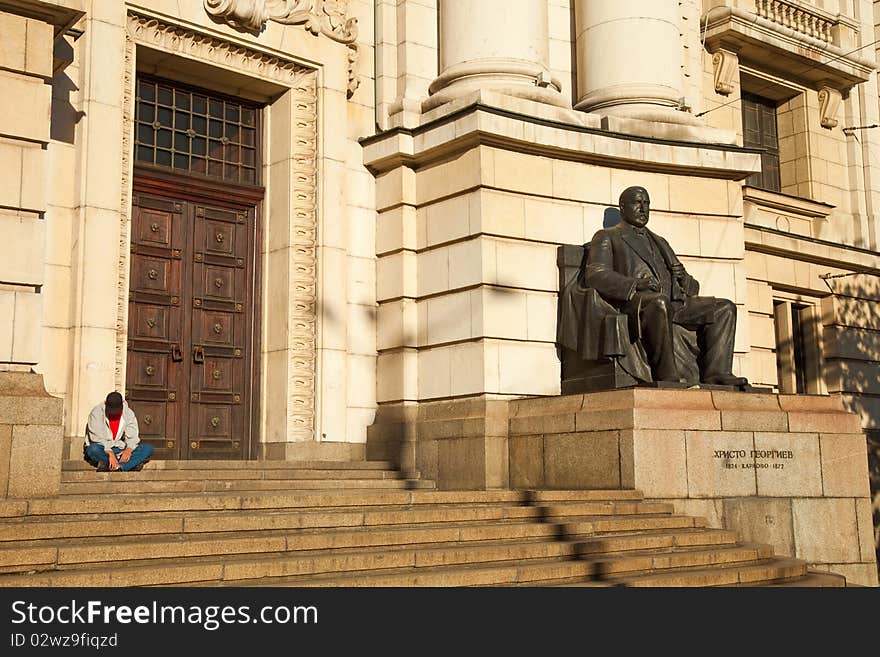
[96, 462, 109, 472]
[131, 460, 149, 472]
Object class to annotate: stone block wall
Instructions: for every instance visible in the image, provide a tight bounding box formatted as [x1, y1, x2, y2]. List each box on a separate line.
[0, 9, 56, 370]
[366, 93, 759, 406]
[0, 2, 83, 493]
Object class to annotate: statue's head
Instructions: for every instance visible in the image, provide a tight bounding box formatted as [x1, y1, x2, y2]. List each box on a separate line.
[619, 186, 650, 228]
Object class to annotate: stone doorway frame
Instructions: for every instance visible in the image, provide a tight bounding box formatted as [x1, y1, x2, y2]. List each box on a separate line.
[114, 11, 320, 454]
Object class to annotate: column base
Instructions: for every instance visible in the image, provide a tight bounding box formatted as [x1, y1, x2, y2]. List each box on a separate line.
[387, 96, 425, 129]
[423, 59, 567, 113]
[595, 103, 703, 126]
[600, 112, 737, 145]
[0, 372, 63, 498]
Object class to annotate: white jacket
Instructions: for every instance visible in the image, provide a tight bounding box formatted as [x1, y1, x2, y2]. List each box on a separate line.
[84, 400, 141, 451]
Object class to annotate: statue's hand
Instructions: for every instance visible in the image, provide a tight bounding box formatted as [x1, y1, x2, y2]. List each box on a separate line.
[635, 275, 660, 292]
[670, 263, 686, 282]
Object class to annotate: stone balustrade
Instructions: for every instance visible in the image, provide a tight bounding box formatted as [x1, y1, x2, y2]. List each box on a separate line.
[755, 0, 833, 44]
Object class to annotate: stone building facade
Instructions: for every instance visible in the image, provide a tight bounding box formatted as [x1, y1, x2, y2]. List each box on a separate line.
[0, 1, 877, 575]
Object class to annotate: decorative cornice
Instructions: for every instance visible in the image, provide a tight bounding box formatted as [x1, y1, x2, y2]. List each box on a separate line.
[126, 12, 310, 86]
[743, 185, 834, 219]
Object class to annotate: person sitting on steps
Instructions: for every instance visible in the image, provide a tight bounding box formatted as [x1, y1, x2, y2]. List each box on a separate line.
[83, 392, 154, 472]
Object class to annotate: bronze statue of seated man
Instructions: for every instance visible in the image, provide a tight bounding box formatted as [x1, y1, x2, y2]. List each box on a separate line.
[557, 185, 748, 390]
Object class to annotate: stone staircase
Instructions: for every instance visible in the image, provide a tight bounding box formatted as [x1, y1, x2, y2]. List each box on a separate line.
[56, 459, 431, 495]
[0, 460, 846, 587]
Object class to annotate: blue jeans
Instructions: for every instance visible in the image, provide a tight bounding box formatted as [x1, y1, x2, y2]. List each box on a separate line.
[84, 443, 154, 471]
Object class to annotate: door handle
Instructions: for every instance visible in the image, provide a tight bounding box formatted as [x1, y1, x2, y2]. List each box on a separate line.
[171, 344, 183, 362]
[193, 346, 205, 364]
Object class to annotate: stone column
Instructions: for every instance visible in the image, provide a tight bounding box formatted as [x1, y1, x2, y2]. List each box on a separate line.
[574, 0, 698, 124]
[423, 0, 564, 111]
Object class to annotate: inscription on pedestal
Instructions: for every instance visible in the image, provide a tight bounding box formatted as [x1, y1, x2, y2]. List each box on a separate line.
[714, 448, 795, 471]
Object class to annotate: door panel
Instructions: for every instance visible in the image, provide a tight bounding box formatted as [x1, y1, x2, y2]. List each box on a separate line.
[126, 195, 187, 459]
[126, 190, 256, 460]
[188, 203, 251, 460]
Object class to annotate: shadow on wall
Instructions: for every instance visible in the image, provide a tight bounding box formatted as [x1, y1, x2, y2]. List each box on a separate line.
[410, 206, 622, 344]
[869, 430, 880, 575]
[820, 272, 880, 579]
[51, 68, 84, 145]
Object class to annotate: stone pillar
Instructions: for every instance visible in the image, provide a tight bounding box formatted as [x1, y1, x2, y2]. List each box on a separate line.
[0, 1, 84, 497]
[0, 373, 63, 498]
[423, 0, 564, 111]
[573, 0, 698, 124]
[67, 2, 127, 443]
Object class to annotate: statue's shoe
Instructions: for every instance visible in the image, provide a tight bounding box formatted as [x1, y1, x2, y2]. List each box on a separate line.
[704, 373, 749, 387]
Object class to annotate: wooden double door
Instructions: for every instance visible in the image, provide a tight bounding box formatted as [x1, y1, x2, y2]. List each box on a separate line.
[126, 174, 261, 460]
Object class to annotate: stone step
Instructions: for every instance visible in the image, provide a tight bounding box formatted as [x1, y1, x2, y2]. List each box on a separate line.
[751, 572, 846, 587]
[607, 558, 808, 587]
[62, 460, 395, 471]
[0, 489, 532, 518]
[539, 501, 675, 518]
[573, 528, 739, 555]
[0, 531, 812, 587]
[0, 539, 582, 587]
[58, 478, 417, 495]
[561, 514, 707, 536]
[0, 524, 749, 576]
[233, 558, 599, 587]
[0, 476, 839, 588]
[60, 469, 404, 482]
[0, 504, 547, 542]
[585, 543, 774, 578]
[0, 519, 567, 572]
[526, 490, 644, 502]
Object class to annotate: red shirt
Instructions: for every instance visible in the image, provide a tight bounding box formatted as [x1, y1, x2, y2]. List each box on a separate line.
[108, 416, 121, 442]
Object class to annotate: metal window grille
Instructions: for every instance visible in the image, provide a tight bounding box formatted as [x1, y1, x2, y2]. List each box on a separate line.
[134, 77, 260, 185]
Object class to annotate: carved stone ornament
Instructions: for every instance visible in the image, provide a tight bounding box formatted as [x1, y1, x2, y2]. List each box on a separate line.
[204, 0, 360, 96]
[203, 0, 269, 34]
[711, 49, 739, 96]
[818, 86, 842, 129]
[205, 0, 356, 41]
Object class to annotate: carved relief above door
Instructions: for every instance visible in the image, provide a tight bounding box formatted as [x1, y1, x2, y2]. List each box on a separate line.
[201, 0, 360, 97]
